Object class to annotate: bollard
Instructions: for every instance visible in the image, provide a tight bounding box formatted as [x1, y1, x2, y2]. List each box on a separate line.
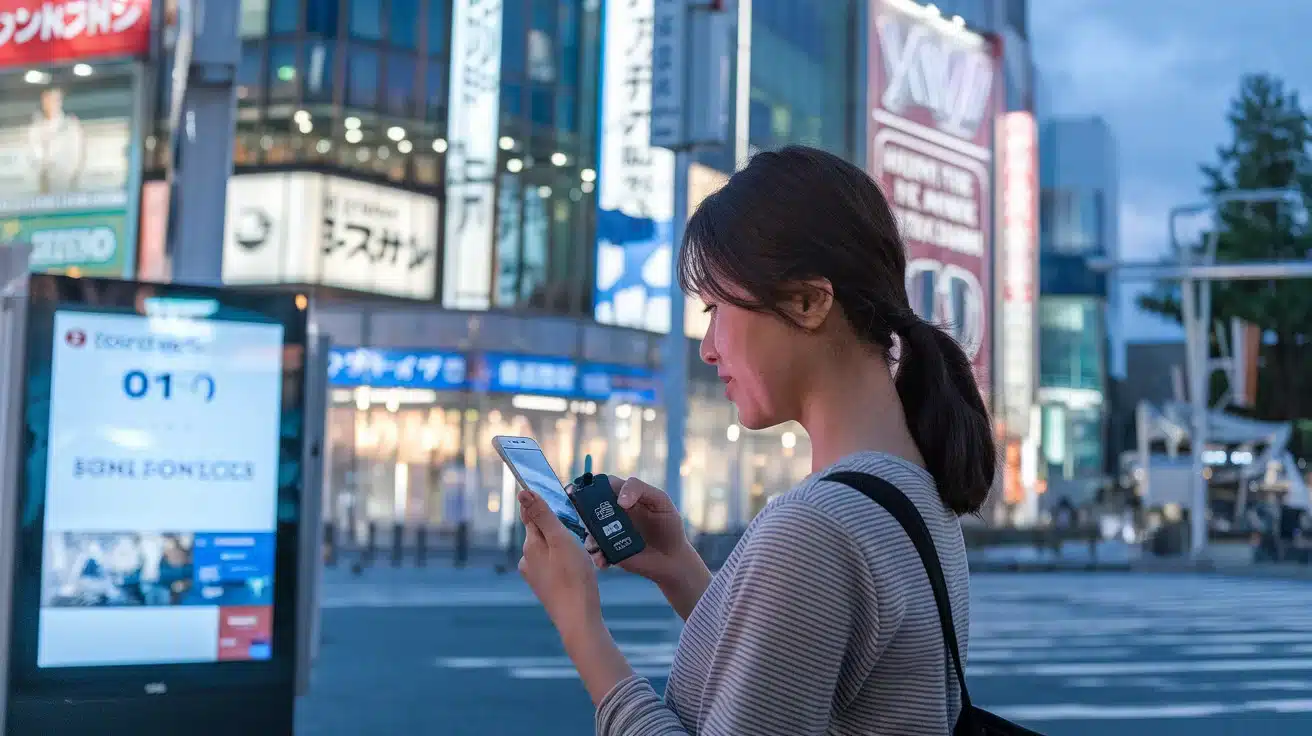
[324, 522, 337, 567]
[416, 525, 428, 567]
[454, 520, 469, 568]
[392, 522, 405, 567]
[364, 520, 377, 565]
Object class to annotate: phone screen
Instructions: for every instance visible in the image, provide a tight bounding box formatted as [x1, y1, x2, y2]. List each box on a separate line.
[501, 446, 584, 529]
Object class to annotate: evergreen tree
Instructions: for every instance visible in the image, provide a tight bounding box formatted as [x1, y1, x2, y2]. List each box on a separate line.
[1138, 73, 1312, 420]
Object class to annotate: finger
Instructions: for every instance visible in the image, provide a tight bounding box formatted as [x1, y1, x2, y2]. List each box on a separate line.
[518, 489, 573, 544]
[517, 491, 546, 543]
[590, 550, 610, 570]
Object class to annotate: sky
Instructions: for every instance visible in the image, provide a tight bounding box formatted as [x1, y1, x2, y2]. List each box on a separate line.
[1030, 0, 1312, 356]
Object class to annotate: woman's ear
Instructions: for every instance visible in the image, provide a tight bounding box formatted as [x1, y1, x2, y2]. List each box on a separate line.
[785, 278, 833, 330]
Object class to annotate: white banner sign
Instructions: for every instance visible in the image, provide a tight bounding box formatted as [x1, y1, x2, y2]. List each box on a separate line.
[222, 172, 439, 299]
[999, 111, 1038, 435]
[593, 0, 676, 334]
[442, 0, 504, 310]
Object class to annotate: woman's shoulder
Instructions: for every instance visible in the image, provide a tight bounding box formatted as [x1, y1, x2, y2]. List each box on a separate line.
[756, 451, 962, 562]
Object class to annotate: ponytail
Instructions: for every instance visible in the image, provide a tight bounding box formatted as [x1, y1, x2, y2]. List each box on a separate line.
[894, 318, 995, 515]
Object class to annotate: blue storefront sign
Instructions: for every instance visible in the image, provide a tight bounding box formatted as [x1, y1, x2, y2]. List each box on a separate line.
[329, 347, 658, 405]
[578, 363, 660, 405]
[476, 353, 579, 396]
[328, 347, 469, 390]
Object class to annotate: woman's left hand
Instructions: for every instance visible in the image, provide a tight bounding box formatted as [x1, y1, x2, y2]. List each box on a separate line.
[517, 490, 604, 635]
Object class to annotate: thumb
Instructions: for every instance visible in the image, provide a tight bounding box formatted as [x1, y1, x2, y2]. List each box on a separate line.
[617, 478, 673, 513]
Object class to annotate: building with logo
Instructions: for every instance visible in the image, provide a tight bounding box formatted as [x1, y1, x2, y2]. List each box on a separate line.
[1036, 115, 1119, 504]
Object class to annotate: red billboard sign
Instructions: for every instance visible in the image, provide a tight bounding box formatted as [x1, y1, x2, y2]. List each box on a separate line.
[867, 0, 999, 399]
[0, 0, 152, 69]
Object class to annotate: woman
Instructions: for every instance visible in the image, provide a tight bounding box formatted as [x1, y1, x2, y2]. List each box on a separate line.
[516, 145, 994, 734]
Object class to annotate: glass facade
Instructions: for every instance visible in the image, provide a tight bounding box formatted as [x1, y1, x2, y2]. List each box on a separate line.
[1039, 298, 1105, 393]
[747, 0, 860, 159]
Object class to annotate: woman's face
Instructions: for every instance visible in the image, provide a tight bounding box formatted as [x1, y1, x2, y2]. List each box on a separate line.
[699, 285, 813, 431]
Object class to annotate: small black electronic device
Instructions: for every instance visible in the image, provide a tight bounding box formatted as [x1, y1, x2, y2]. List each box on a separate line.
[569, 456, 645, 565]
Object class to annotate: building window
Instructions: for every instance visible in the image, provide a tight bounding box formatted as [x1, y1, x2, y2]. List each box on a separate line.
[425, 62, 447, 122]
[389, 0, 420, 49]
[1041, 189, 1106, 255]
[241, 0, 271, 38]
[237, 42, 264, 103]
[269, 0, 298, 33]
[1038, 298, 1104, 393]
[347, 47, 381, 107]
[385, 52, 417, 116]
[306, 0, 340, 37]
[268, 42, 298, 100]
[350, 0, 384, 40]
[426, 0, 450, 56]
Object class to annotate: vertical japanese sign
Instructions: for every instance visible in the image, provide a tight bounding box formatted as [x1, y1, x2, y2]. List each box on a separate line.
[593, 0, 677, 334]
[442, 0, 504, 310]
[0, 63, 139, 277]
[867, 0, 998, 397]
[999, 111, 1037, 436]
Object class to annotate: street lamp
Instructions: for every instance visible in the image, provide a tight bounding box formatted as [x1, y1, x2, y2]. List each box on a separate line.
[1090, 188, 1306, 561]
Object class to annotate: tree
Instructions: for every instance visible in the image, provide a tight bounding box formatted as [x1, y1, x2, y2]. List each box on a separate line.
[1138, 73, 1312, 420]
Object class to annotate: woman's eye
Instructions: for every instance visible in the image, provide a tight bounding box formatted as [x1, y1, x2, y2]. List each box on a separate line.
[701, 303, 716, 314]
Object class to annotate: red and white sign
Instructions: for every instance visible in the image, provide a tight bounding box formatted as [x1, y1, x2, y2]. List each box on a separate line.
[867, 0, 999, 398]
[999, 111, 1038, 435]
[0, 0, 152, 69]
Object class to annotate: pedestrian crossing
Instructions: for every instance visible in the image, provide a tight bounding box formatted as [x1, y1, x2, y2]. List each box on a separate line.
[432, 573, 1312, 726]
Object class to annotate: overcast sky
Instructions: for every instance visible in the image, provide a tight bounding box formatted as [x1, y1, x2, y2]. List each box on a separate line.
[1030, 0, 1312, 357]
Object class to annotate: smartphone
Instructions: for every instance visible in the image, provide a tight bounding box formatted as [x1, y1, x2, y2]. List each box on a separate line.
[492, 435, 588, 540]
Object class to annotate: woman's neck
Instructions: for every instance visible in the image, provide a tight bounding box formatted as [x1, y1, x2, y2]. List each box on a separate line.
[798, 354, 925, 473]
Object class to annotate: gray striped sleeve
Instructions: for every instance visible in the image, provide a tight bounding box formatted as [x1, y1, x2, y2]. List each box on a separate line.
[596, 500, 878, 735]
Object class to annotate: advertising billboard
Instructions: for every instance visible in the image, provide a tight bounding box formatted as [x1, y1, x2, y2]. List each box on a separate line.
[593, 0, 677, 334]
[10, 276, 307, 684]
[999, 111, 1038, 436]
[0, 62, 138, 277]
[0, 0, 153, 68]
[867, 0, 999, 396]
[221, 171, 440, 299]
[442, 0, 504, 310]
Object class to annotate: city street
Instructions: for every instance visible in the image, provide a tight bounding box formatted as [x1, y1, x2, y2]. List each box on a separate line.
[296, 568, 1312, 735]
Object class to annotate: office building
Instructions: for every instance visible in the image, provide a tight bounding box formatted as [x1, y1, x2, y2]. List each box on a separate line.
[1036, 116, 1119, 504]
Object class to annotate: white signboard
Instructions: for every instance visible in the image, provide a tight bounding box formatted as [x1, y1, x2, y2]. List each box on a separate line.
[594, 0, 676, 334]
[999, 111, 1038, 435]
[222, 172, 439, 299]
[38, 310, 284, 668]
[442, 0, 505, 310]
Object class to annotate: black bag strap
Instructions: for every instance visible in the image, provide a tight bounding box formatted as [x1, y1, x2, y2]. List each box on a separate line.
[822, 471, 974, 714]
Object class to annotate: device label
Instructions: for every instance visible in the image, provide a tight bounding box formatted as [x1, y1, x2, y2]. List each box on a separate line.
[601, 520, 623, 538]
[595, 501, 615, 520]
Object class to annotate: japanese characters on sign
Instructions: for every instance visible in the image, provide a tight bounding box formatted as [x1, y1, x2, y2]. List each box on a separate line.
[442, 0, 504, 311]
[328, 347, 469, 391]
[0, 0, 152, 68]
[329, 347, 659, 405]
[999, 111, 1038, 435]
[867, 0, 998, 398]
[221, 172, 440, 299]
[594, 0, 676, 334]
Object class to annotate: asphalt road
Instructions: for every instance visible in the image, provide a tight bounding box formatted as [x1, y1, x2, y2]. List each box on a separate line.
[296, 568, 1312, 735]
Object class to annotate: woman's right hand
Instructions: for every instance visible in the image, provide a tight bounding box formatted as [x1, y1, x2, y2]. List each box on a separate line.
[584, 477, 712, 619]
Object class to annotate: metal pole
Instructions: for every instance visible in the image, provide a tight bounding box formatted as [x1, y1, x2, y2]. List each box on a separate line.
[664, 150, 692, 509]
[164, 0, 240, 287]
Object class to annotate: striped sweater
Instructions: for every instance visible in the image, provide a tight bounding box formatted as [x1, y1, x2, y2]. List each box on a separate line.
[596, 451, 971, 735]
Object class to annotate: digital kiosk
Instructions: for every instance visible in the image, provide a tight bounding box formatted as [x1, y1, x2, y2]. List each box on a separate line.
[0, 274, 312, 735]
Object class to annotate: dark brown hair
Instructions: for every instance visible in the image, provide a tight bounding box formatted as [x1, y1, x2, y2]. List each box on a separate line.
[678, 145, 994, 515]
